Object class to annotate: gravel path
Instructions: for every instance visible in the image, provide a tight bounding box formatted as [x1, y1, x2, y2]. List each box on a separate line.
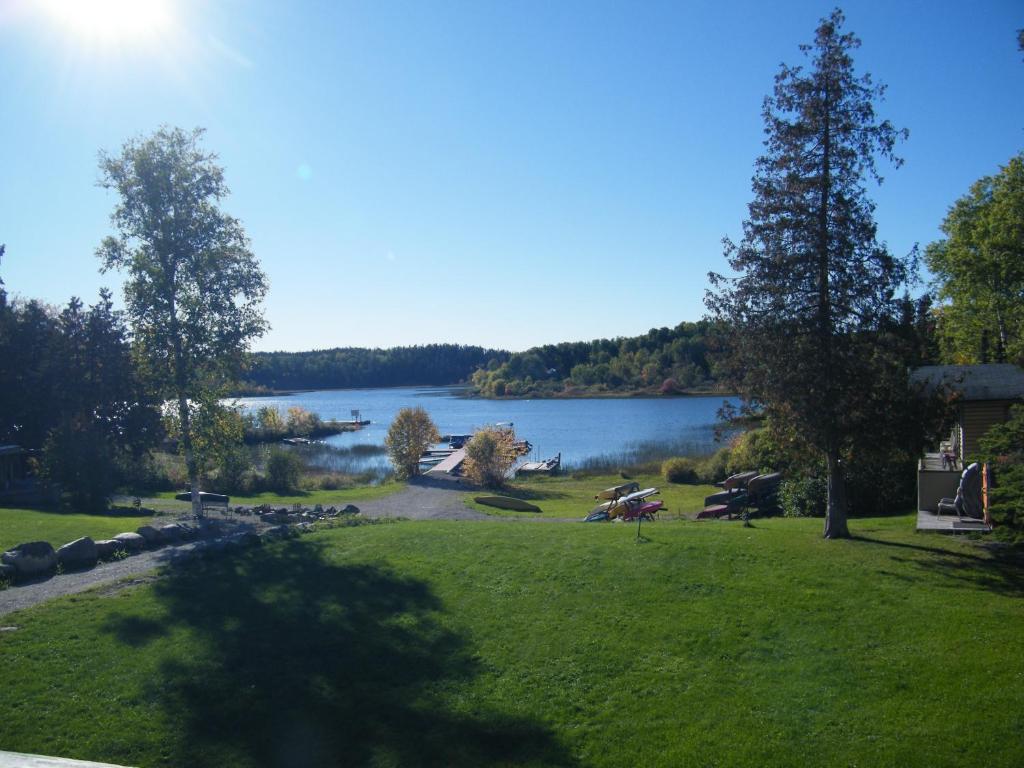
[0, 542, 199, 618]
[0, 480, 575, 618]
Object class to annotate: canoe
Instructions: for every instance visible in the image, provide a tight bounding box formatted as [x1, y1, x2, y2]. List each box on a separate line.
[583, 510, 610, 523]
[595, 481, 640, 500]
[474, 495, 541, 512]
[607, 487, 659, 518]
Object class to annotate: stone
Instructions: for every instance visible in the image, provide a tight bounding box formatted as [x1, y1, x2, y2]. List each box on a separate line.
[2, 541, 57, 579]
[95, 539, 127, 559]
[57, 537, 98, 570]
[114, 532, 146, 553]
[342, 504, 360, 515]
[136, 525, 164, 547]
[159, 524, 187, 543]
[295, 522, 314, 533]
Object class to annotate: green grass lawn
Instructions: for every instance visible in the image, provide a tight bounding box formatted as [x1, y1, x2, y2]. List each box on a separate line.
[0, 507, 157, 552]
[150, 480, 404, 508]
[2, 516, 1022, 766]
[466, 473, 716, 519]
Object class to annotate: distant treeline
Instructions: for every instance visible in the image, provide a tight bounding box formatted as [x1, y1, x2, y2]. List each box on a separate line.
[470, 322, 721, 397]
[241, 344, 510, 392]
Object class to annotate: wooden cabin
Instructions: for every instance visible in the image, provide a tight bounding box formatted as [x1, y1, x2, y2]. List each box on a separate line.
[910, 364, 1024, 515]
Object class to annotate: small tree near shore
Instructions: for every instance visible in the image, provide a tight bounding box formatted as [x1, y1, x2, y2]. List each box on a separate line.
[385, 407, 439, 479]
[463, 427, 518, 488]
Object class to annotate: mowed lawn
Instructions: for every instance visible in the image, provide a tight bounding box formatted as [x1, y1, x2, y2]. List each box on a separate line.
[0, 507, 157, 553]
[466, 473, 716, 519]
[1, 517, 1023, 767]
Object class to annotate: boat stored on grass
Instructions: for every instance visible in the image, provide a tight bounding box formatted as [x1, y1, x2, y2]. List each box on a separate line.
[474, 495, 542, 512]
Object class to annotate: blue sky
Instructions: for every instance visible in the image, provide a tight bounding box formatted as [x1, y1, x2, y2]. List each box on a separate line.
[1, 0, 1022, 352]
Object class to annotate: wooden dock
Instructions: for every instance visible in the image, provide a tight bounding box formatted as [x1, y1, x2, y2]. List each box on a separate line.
[424, 448, 466, 476]
[916, 509, 991, 533]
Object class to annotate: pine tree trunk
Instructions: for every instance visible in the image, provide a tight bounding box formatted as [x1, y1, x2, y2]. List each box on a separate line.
[823, 446, 850, 538]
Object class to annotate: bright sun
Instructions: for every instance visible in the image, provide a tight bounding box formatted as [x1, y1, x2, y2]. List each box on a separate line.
[37, 0, 171, 44]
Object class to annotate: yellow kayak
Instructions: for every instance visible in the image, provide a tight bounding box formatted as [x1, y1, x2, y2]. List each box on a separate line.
[595, 482, 640, 500]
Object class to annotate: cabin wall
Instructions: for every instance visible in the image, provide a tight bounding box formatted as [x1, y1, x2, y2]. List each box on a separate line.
[960, 400, 1014, 461]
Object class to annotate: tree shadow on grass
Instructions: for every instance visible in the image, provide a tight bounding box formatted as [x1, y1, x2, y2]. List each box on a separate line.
[851, 535, 1024, 599]
[103, 539, 579, 768]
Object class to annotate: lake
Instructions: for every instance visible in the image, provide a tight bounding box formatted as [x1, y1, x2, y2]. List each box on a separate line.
[236, 387, 738, 475]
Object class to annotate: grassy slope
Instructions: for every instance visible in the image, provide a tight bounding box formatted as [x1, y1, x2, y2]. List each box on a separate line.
[466, 473, 716, 519]
[1, 518, 1022, 767]
[0, 508, 157, 552]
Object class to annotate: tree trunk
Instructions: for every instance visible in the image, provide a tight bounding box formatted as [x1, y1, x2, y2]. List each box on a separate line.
[177, 393, 203, 519]
[823, 446, 850, 538]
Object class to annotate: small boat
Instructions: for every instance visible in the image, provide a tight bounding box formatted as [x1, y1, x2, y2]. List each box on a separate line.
[621, 499, 663, 521]
[595, 481, 640, 500]
[583, 509, 610, 523]
[474, 495, 541, 512]
[606, 487, 659, 519]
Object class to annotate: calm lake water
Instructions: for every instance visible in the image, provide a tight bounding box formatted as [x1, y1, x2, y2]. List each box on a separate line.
[235, 387, 738, 474]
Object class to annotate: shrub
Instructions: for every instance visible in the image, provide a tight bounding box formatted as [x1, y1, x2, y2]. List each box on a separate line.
[266, 448, 304, 493]
[727, 428, 782, 475]
[979, 404, 1024, 532]
[695, 447, 732, 484]
[662, 457, 698, 484]
[780, 476, 827, 517]
[463, 427, 518, 488]
[214, 445, 255, 495]
[385, 407, 440, 479]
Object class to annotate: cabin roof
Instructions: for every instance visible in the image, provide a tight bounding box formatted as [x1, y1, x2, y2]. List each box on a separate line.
[0, 444, 23, 457]
[910, 364, 1024, 401]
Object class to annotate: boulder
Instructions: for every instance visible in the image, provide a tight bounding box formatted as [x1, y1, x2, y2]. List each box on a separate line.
[159, 524, 187, 543]
[114, 532, 146, 553]
[176, 523, 198, 541]
[342, 504, 360, 515]
[57, 537, 98, 570]
[95, 539, 127, 559]
[136, 525, 164, 547]
[2, 541, 57, 579]
[295, 522, 314, 533]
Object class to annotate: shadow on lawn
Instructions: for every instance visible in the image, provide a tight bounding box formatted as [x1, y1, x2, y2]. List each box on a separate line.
[853, 535, 1024, 598]
[104, 540, 578, 768]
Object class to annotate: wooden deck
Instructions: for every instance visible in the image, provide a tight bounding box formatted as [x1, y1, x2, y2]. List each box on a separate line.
[916, 509, 991, 533]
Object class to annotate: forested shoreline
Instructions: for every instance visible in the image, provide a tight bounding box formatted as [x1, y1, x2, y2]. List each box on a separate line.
[238, 322, 727, 398]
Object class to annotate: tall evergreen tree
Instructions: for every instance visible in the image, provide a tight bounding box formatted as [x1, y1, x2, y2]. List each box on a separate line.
[706, 10, 911, 538]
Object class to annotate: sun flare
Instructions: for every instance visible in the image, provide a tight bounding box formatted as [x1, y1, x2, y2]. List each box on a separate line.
[37, 0, 171, 44]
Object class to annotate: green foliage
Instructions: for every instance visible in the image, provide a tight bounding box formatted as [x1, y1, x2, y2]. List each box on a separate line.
[97, 126, 268, 515]
[695, 446, 732, 485]
[243, 344, 507, 391]
[463, 427, 518, 488]
[384, 407, 440, 479]
[265, 448, 304, 494]
[979, 404, 1024, 532]
[662, 457, 698, 484]
[925, 153, 1024, 365]
[471, 321, 718, 397]
[780, 476, 828, 517]
[213, 445, 255, 495]
[726, 429, 782, 476]
[706, 11, 911, 538]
